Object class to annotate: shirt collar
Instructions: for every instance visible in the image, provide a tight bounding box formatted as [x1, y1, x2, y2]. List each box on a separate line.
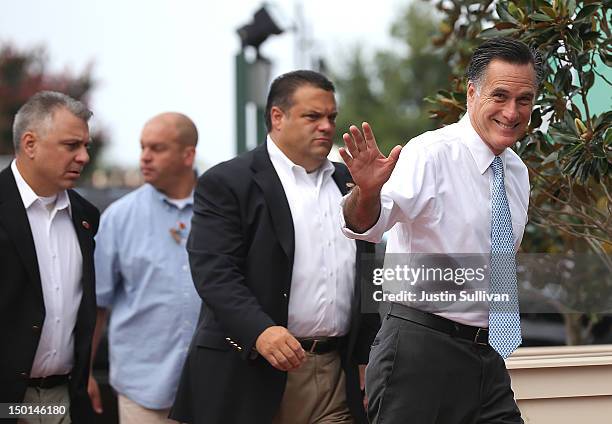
[11, 159, 72, 216]
[266, 135, 335, 183]
[145, 183, 194, 209]
[459, 113, 509, 175]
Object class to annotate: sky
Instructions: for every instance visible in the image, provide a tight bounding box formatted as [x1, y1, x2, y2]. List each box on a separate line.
[0, 0, 405, 170]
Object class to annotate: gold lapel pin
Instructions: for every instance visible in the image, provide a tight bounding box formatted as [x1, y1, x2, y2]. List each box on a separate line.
[82, 220, 90, 230]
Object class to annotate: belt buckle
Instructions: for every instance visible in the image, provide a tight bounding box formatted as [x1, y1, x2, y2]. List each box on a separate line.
[309, 340, 319, 353]
[474, 328, 488, 346]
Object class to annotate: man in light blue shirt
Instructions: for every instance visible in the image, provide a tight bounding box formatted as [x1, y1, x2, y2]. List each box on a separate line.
[89, 113, 200, 423]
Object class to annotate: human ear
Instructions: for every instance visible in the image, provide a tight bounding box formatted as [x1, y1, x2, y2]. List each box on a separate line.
[21, 132, 37, 159]
[270, 106, 285, 131]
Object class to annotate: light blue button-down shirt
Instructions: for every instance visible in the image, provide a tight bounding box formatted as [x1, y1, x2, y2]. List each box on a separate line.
[95, 183, 201, 409]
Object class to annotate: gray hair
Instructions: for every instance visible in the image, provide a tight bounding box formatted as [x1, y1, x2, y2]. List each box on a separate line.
[466, 37, 544, 92]
[12, 91, 92, 151]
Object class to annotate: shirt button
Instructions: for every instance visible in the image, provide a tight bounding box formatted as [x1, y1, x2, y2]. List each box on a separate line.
[182, 265, 189, 272]
[55, 318, 60, 323]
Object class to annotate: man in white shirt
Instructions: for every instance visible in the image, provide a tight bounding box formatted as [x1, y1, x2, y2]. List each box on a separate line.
[171, 70, 379, 424]
[0, 91, 100, 423]
[340, 37, 543, 423]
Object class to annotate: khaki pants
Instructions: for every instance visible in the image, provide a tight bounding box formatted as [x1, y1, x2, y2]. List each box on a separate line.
[18, 384, 70, 424]
[273, 351, 353, 424]
[118, 394, 178, 424]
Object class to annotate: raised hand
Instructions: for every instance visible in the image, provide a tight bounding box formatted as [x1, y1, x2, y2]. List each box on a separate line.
[339, 122, 402, 196]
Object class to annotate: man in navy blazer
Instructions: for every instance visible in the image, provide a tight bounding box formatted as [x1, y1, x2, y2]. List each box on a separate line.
[0, 91, 99, 423]
[171, 70, 379, 424]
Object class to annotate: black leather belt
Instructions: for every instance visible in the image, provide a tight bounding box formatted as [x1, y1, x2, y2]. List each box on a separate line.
[299, 337, 343, 354]
[388, 303, 490, 346]
[28, 374, 69, 389]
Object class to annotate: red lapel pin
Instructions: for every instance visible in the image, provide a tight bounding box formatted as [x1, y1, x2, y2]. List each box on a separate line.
[82, 220, 90, 230]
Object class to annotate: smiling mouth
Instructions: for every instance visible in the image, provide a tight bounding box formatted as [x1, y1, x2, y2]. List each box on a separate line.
[493, 119, 518, 130]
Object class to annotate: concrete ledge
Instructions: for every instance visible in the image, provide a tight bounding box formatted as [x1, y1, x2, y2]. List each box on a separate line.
[506, 345, 612, 423]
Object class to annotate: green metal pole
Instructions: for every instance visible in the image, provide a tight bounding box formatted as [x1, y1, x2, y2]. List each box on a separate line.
[235, 51, 247, 154]
[256, 105, 266, 145]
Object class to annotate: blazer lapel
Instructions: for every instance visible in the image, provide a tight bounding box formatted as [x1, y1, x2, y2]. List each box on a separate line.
[331, 162, 352, 195]
[251, 144, 295, 261]
[68, 191, 94, 300]
[0, 166, 42, 292]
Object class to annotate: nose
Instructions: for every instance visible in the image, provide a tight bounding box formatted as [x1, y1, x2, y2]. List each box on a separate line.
[75, 145, 89, 165]
[503, 102, 519, 122]
[318, 117, 335, 133]
[141, 148, 151, 163]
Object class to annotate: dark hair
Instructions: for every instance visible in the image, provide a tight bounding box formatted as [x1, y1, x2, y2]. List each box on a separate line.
[466, 37, 544, 89]
[264, 70, 335, 132]
[13, 91, 92, 151]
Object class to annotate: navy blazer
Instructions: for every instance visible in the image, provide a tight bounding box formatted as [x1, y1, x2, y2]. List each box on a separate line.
[171, 143, 379, 424]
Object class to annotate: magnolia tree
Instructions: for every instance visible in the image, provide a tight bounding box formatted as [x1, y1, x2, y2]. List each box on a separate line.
[425, 0, 611, 344]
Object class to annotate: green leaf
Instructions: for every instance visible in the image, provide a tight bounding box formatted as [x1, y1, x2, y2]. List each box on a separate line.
[567, 0, 577, 17]
[574, 4, 602, 22]
[553, 66, 571, 92]
[530, 12, 555, 21]
[540, 6, 557, 18]
[531, 108, 543, 128]
[543, 151, 559, 164]
[497, 3, 520, 24]
[579, 31, 601, 43]
[565, 29, 583, 51]
[581, 70, 595, 91]
[480, 27, 520, 38]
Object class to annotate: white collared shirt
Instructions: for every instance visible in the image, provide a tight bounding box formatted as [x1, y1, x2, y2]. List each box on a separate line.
[341, 115, 529, 327]
[267, 137, 356, 337]
[11, 160, 83, 377]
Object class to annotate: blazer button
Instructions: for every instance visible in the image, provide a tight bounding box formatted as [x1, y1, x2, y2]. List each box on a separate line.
[20, 372, 28, 379]
[283, 293, 287, 298]
[32, 325, 41, 333]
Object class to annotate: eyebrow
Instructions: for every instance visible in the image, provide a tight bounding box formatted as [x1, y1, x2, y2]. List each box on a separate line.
[61, 138, 88, 144]
[302, 109, 337, 116]
[491, 87, 535, 99]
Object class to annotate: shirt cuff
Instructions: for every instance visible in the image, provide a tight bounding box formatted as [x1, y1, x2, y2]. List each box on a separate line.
[339, 194, 386, 243]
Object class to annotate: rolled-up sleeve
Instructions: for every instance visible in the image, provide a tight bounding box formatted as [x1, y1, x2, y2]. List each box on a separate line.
[340, 141, 438, 243]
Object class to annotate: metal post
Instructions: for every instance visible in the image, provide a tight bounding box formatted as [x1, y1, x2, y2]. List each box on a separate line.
[235, 51, 247, 154]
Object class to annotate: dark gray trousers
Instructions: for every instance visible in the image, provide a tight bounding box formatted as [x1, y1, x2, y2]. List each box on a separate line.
[366, 313, 523, 424]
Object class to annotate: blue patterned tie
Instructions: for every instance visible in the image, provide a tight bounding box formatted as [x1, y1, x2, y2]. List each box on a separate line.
[488, 156, 522, 358]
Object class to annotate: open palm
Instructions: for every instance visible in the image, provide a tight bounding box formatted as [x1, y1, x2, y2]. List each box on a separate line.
[339, 122, 402, 195]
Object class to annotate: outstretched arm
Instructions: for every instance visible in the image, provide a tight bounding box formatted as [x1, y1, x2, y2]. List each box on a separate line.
[339, 122, 402, 233]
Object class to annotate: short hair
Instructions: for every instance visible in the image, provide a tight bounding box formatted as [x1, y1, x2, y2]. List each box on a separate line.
[12, 91, 92, 151]
[466, 37, 544, 90]
[173, 113, 199, 147]
[264, 70, 335, 132]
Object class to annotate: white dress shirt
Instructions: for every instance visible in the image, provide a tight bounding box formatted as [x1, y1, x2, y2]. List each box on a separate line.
[341, 115, 529, 327]
[268, 137, 356, 337]
[11, 160, 82, 377]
